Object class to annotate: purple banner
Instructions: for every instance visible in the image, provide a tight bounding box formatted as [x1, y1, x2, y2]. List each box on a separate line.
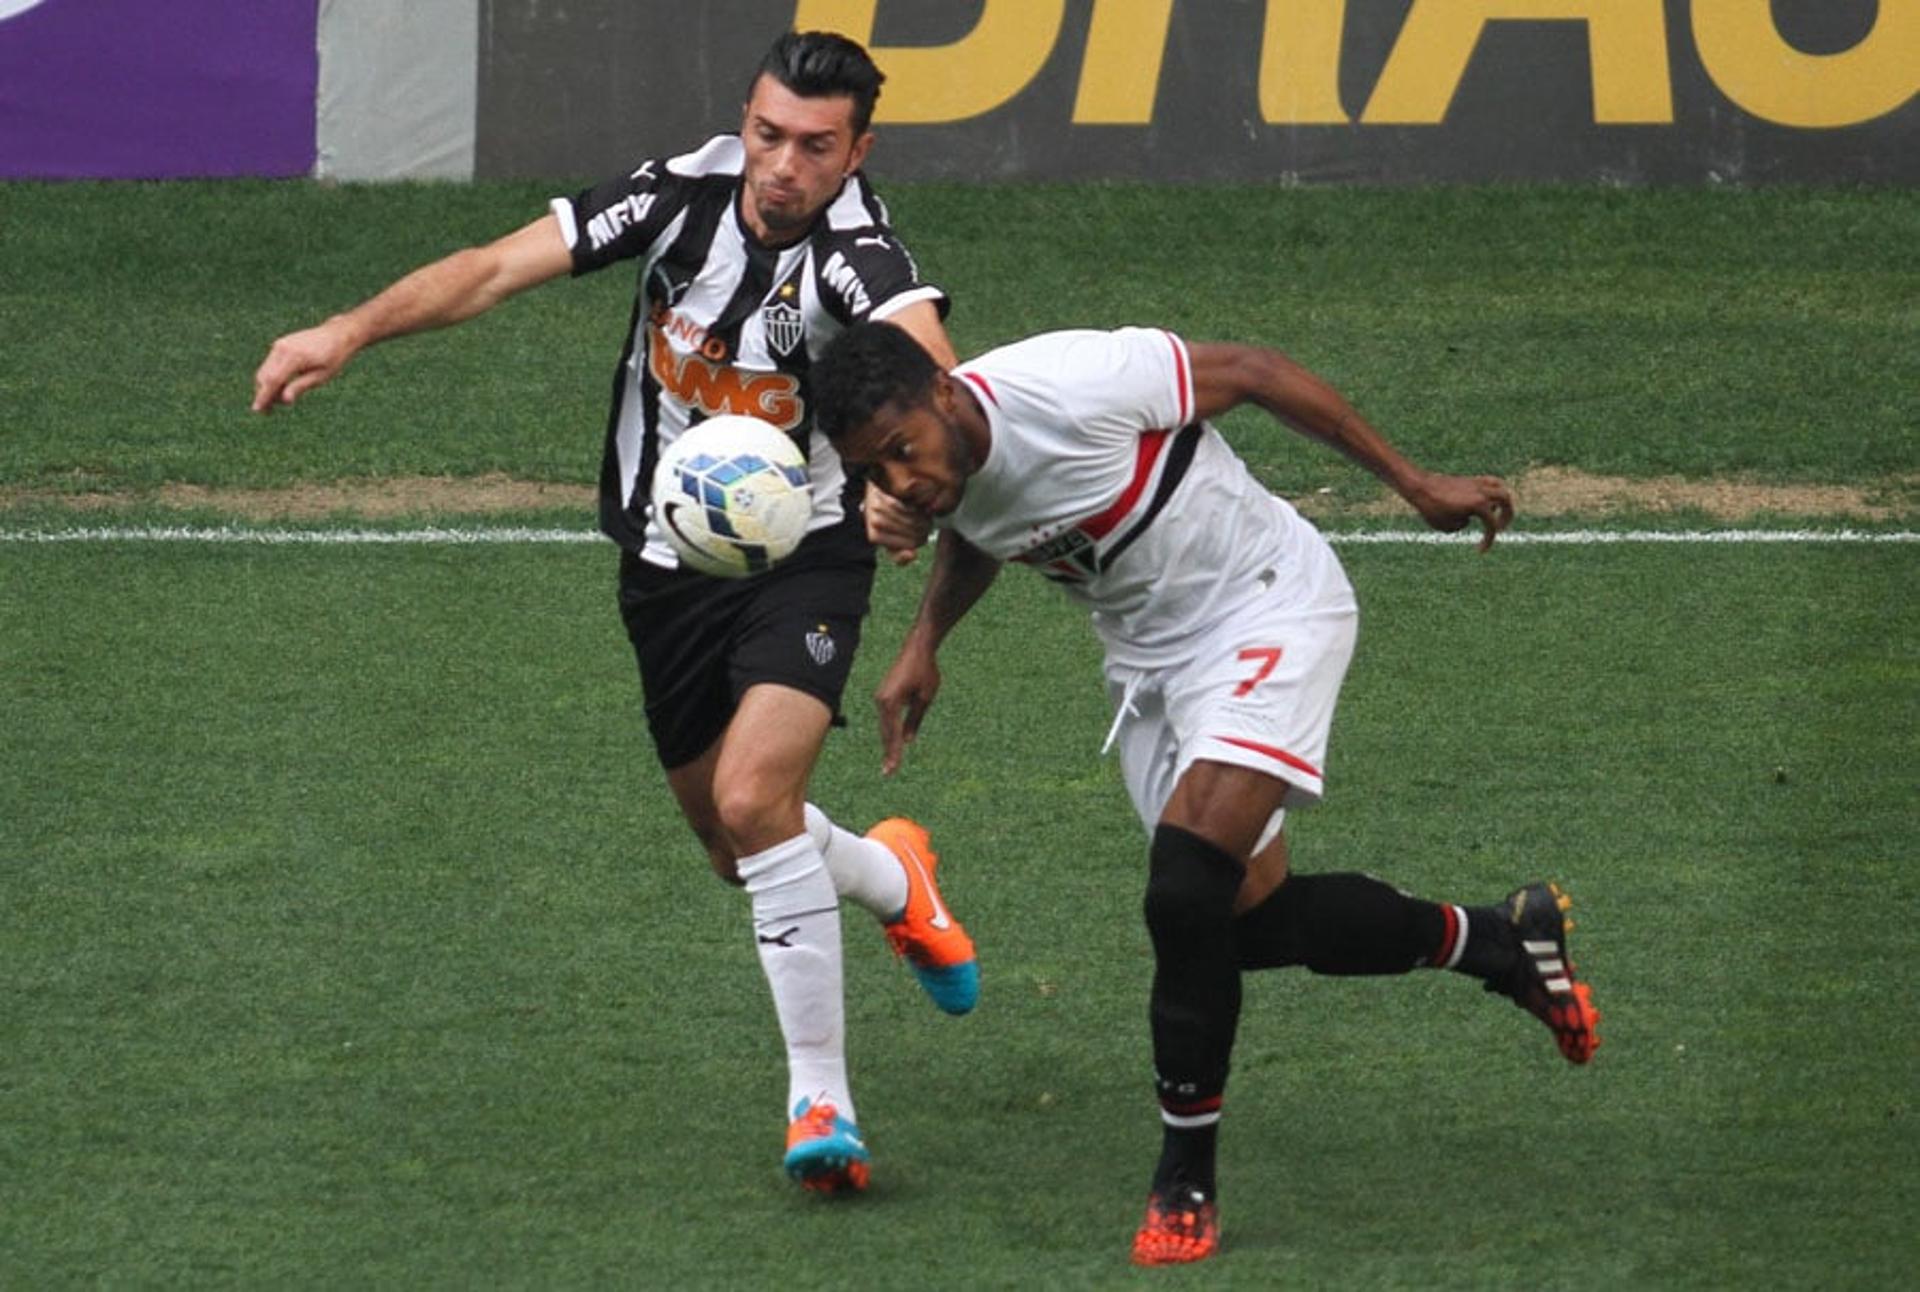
[0, 0, 316, 178]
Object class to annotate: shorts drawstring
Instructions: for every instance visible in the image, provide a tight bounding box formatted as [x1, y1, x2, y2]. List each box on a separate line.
[1102, 671, 1146, 756]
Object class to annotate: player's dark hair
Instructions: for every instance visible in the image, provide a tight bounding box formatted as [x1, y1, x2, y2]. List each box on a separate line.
[812, 322, 940, 446]
[755, 31, 886, 135]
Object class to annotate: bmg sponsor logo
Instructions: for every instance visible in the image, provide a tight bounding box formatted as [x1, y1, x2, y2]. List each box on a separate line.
[646, 322, 803, 429]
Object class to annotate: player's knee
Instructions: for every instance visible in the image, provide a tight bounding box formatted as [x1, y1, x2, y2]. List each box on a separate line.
[710, 773, 805, 859]
[1143, 825, 1245, 948]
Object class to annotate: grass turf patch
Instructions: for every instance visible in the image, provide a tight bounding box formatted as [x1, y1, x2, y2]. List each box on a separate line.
[2, 538, 1913, 1286]
[1, 181, 1914, 505]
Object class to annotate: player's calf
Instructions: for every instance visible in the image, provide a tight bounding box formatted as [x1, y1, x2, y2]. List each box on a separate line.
[1142, 825, 1243, 1227]
[1232, 870, 1445, 974]
[1232, 871, 1600, 1063]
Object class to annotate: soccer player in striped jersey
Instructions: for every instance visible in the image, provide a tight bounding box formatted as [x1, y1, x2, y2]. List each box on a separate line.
[813, 321, 1601, 1265]
[251, 32, 978, 1195]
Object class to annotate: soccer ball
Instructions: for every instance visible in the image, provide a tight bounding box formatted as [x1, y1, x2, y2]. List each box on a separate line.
[650, 415, 813, 578]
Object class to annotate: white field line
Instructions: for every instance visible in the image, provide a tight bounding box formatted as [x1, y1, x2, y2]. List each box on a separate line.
[0, 526, 1914, 546]
[1330, 529, 1918, 545]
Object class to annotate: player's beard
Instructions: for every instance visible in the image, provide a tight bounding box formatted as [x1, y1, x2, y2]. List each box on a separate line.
[750, 185, 818, 240]
[928, 416, 978, 516]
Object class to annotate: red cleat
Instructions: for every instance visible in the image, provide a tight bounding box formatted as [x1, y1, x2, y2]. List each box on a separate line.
[1131, 1186, 1220, 1266]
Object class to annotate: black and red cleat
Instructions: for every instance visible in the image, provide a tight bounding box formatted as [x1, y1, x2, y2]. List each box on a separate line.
[1486, 881, 1601, 1064]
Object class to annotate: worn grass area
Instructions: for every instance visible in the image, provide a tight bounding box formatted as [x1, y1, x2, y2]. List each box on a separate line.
[1, 181, 1915, 513]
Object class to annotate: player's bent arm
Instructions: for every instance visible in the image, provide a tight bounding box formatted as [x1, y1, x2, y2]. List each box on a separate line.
[1188, 342, 1424, 496]
[252, 213, 573, 412]
[902, 527, 1002, 656]
[873, 528, 1001, 773]
[864, 483, 934, 565]
[1186, 341, 1515, 549]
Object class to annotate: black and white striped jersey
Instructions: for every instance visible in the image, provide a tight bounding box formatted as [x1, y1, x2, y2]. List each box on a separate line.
[550, 134, 948, 565]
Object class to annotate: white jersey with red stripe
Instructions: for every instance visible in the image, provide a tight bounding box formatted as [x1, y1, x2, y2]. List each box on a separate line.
[948, 327, 1354, 669]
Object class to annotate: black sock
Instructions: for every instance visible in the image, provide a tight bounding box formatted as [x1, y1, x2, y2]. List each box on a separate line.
[1451, 903, 1517, 980]
[1151, 1121, 1219, 1198]
[1233, 871, 1448, 974]
[1143, 824, 1243, 1196]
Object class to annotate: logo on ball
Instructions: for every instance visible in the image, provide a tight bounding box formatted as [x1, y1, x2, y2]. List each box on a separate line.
[649, 415, 813, 578]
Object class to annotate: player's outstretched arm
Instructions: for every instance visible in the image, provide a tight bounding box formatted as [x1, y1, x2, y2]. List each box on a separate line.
[1187, 341, 1514, 551]
[250, 213, 574, 413]
[874, 527, 1001, 775]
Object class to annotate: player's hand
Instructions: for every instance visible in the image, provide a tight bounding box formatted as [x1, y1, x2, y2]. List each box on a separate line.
[863, 480, 932, 566]
[874, 645, 940, 776]
[1406, 472, 1515, 552]
[251, 320, 356, 413]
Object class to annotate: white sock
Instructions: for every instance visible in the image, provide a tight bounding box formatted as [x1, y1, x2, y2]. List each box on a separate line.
[805, 803, 909, 922]
[736, 832, 854, 1121]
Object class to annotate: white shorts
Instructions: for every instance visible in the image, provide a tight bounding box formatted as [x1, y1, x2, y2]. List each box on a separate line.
[1103, 594, 1358, 848]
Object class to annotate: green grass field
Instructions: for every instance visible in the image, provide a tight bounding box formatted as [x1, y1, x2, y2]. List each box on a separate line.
[1, 181, 1914, 501]
[2, 181, 1916, 1287]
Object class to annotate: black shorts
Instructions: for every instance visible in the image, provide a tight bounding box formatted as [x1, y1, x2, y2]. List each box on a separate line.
[617, 523, 876, 770]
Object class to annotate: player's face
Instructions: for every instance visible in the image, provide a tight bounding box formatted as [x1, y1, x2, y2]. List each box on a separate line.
[739, 75, 874, 244]
[842, 392, 977, 518]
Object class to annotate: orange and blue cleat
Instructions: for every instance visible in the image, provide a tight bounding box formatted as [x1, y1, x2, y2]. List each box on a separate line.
[869, 818, 979, 1015]
[783, 1098, 870, 1194]
[1132, 1185, 1220, 1266]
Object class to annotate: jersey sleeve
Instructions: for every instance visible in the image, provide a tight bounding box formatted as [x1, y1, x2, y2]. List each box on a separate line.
[549, 157, 682, 275]
[813, 226, 949, 326]
[1062, 328, 1196, 432]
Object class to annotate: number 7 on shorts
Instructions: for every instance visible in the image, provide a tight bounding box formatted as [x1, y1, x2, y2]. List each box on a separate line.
[1233, 647, 1283, 697]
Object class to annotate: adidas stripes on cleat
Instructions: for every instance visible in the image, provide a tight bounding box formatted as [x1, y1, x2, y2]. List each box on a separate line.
[870, 818, 979, 1016]
[783, 1098, 870, 1194]
[1486, 881, 1601, 1064]
[1132, 1185, 1220, 1266]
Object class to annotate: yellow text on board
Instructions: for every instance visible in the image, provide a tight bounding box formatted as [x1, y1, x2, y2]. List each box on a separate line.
[794, 0, 1918, 130]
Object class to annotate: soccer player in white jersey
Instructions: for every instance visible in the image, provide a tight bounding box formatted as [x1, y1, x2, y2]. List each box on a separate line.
[250, 32, 979, 1195]
[813, 321, 1601, 1265]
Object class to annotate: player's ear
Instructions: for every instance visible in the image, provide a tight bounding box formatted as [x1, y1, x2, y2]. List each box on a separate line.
[932, 371, 969, 423]
[845, 130, 875, 175]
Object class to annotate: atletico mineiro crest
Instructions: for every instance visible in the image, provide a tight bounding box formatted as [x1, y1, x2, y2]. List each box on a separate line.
[763, 285, 803, 356]
[805, 624, 836, 666]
